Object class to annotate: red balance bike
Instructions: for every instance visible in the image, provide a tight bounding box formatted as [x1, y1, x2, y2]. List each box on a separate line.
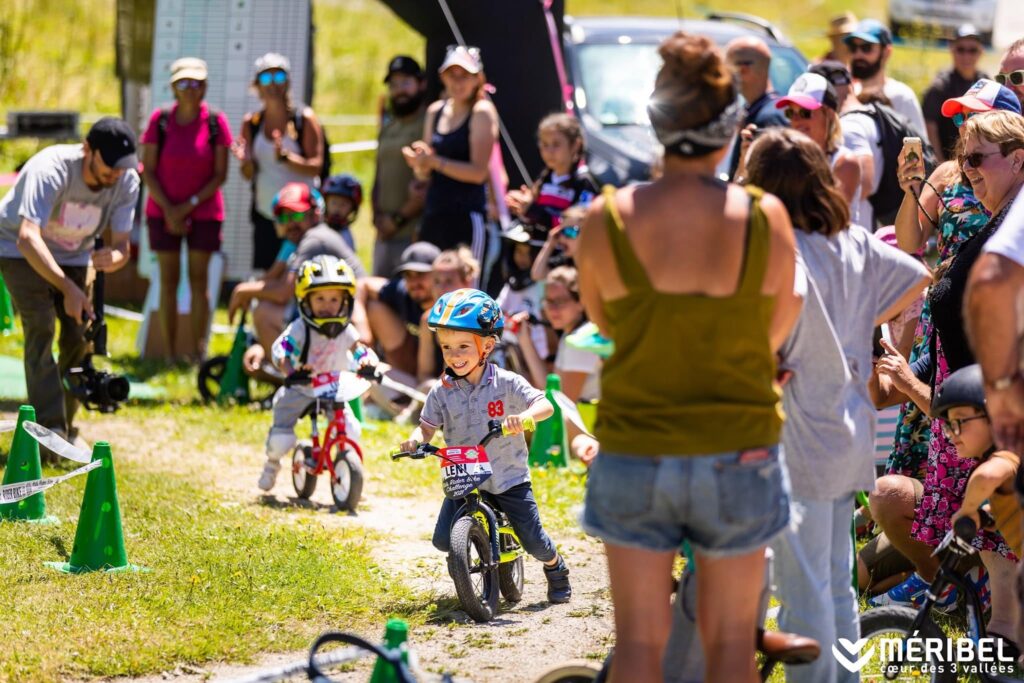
[283, 369, 369, 512]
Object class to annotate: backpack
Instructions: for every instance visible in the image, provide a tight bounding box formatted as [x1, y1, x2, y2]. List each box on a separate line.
[843, 103, 936, 226]
[248, 107, 332, 183]
[156, 106, 221, 162]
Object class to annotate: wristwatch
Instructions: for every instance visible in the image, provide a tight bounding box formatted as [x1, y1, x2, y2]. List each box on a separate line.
[189, 194, 200, 207]
[392, 212, 407, 228]
[987, 372, 1021, 391]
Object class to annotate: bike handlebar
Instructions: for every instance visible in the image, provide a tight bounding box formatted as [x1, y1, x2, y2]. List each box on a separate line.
[284, 370, 311, 387]
[389, 417, 536, 461]
[953, 507, 997, 542]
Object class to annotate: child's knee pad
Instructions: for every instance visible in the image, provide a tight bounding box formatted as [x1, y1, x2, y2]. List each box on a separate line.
[265, 430, 297, 461]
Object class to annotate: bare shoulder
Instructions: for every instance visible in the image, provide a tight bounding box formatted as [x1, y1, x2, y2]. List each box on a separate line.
[471, 99, 499, 122]
[427, 99, 445, 115]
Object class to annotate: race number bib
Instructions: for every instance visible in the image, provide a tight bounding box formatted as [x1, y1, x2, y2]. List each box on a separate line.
[45, 201, 102, 251]
[438, 446, 493, 499]
[312, 371, 341, 398]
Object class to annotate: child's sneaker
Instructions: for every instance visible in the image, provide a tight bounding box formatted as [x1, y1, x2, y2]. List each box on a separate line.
[966, 565, 991, 613]
[867, 572, 958, 613]
[544, 556, 572, 603]
[258, 461, 281, 491]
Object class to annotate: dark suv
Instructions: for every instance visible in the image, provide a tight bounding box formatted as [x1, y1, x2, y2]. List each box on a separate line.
[563, 13, 808, 184]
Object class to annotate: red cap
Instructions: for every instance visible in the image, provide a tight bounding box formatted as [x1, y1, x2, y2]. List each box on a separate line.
[272, 183, 316, 214]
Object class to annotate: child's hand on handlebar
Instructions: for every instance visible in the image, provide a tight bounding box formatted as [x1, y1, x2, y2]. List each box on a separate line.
[398, 438, 420, 454]
[502, 414, 528, 435]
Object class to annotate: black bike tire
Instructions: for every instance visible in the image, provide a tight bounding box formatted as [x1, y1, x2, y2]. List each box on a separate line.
[197, 355, 278, 407]
[291, 444, 318, 499]
[331, 446, 364, 513]
[498, 554, 524, 603]
[859, 605, 956, 683]
[449, 516, 498, 623]
[531, 661, 602, 683]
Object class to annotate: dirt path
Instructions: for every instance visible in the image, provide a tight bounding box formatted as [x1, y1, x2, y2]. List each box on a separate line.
[76, 416, 613, 683]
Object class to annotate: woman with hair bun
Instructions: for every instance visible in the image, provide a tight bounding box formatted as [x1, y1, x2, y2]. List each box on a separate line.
[576, 32, 801, 683]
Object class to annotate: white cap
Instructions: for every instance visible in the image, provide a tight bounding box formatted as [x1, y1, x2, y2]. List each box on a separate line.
[439, 46, 482, 75]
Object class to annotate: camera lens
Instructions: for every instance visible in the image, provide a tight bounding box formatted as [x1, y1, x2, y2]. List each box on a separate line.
[102, 375, 130, 402]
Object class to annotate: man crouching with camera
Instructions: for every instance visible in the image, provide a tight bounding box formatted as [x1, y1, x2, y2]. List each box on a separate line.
[0, 117, 140, 449]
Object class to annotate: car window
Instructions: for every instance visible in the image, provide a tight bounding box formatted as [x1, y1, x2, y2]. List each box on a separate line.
[577, 43, 663, 126]
[576, 39, 807, 127]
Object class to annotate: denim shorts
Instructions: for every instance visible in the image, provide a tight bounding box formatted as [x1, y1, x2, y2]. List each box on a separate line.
[581, 447, 792, 558]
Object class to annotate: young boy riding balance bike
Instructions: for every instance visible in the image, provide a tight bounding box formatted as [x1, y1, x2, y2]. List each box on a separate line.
[259, 255, 372, 491]
[397, 288, 572, 603]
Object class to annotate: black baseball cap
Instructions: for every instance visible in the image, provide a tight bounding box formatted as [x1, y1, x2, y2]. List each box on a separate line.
[384, 55, 424, 83]
[809, 60, 853, 87]
[395, 241, 440, 274]
[85, 117, 138, 170]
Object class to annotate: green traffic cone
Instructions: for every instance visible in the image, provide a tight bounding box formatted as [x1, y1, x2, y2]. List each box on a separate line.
[369, 618, 410, 683]
[218, 321, 250, 404]
[0, 406, 56, 523]
[0, 270, 14, 335]
[46, 442, 144, 573]
[347, 396, 364, 423]
[528, 374, 569, 468]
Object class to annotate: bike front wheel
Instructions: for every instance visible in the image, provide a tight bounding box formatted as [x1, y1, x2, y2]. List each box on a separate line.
[330, 446, 364, 512]
[532, 661, 603, 683]
[858, 605, 955, 683]
[448, 516, 499, 623]
[291, 443, 318, 499]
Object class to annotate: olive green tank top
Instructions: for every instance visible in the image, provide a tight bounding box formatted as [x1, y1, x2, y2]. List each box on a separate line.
[595, 184, 784, 456]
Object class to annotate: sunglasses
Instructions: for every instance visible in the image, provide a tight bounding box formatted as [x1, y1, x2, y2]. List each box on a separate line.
[847, 41, 878, 54]
[952, 111, 978, 128]
[560, 224, 581, 239]
[941, 414, 988, 438]
[996, 70, 1024, 87]
[257, 70, 288, 86]
[275, 210, 307, 224]
[961, 150, 1004, 169]
[173, 79, 203, 91]
[732, 60, 755, 68]
[784, 107, 814, 121]
[542, 296, 577, 309]
[954, 46, 982, 55]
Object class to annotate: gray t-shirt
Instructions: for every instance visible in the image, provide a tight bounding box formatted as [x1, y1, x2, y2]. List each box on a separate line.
[420, 363, 545, 494]
[286, 223, 367, 278]
[0, 144, 139, 266]
[779, 225, 928, 500]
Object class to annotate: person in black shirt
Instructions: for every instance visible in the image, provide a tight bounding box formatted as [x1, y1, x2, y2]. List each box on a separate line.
[360, 241, 439, 378]
[922, 25, 988, 163]
[725, 36, 789, 178]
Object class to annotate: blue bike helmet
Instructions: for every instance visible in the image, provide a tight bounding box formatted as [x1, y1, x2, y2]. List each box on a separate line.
[321, 174, 363, 219]
[428, 288, 504, 337]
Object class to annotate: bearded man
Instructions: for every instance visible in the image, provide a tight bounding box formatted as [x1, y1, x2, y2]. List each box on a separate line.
[372, 55, 429, 277]
[845, 19, 927, 136]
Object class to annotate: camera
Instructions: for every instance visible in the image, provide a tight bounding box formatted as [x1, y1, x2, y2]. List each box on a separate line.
[64, 356, 130, 413]
[62, 236, 129, 413]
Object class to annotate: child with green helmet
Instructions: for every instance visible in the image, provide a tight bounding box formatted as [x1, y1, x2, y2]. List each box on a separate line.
[396, 288, 573, 603]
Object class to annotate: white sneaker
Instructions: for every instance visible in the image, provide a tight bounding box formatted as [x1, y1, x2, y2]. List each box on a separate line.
[258, 461, 281, 491]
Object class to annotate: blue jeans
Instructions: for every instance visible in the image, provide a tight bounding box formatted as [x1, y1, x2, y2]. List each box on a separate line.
[771, 493, 860, 683]
[432, 482, 557, 563]
[582, 448, 791, 557]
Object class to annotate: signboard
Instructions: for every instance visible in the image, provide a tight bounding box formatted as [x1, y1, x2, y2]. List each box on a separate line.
[147, 0, 312, 280]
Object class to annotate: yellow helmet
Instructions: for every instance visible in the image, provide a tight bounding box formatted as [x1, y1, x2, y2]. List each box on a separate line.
[294, 255, 357, 338]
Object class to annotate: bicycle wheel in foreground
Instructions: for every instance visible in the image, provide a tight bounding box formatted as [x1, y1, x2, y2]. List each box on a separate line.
[448, 516, 499, 623]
